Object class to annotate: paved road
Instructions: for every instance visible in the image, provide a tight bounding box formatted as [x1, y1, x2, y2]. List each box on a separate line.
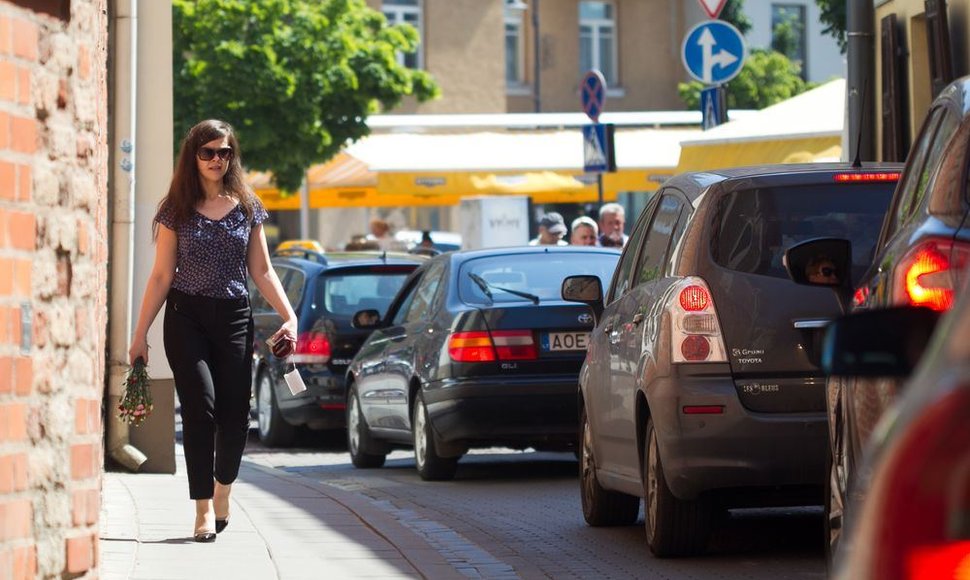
[244, 432, 825, 580]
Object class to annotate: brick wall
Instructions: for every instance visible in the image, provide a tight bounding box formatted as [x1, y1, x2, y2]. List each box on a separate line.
[0, 1, 108, 578]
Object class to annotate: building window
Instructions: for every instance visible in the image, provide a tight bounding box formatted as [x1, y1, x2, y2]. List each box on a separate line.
[771, 4, 806, 78]
[579, 2, 617, 85]
[383, 0, 422, 69]
[505, 0, 526, 86]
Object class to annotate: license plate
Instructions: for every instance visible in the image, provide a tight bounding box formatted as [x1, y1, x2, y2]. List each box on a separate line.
[542, 331, 590, 352]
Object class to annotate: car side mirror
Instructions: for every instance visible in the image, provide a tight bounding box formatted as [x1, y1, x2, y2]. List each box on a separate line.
[784, 238, 853, 312]
[352, 309, 381, 329]
[822, 307, 940, 377]
[561, 275, 604, 323]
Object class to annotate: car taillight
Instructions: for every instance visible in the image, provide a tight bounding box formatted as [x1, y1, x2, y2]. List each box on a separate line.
[893, 240, 970, 311]
[845, 387, 970, 580]
[448, 330, 537, 362]
[290, 331, 331, 364]
[669, 277, 727, 363]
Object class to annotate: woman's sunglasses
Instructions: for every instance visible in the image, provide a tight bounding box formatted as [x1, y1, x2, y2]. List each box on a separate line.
[197, 146, 233, 161]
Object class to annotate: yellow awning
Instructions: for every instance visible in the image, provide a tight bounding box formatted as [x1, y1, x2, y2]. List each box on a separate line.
[675, 136, 842, 174]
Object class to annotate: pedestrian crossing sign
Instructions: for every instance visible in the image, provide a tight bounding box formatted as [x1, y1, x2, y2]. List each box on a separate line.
[582, 123, 616, 173]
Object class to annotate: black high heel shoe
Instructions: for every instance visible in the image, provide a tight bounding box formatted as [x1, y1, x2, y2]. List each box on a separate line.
[215, 518, 229, 534]
[194, 529, 216, 542]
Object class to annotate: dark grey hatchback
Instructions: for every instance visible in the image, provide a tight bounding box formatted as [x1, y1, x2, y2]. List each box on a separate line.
[562, 163, 902, 557]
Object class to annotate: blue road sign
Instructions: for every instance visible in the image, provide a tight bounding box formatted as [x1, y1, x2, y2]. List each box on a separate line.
[701, 86, 724, 130]
[580, 70, 607, 122]
[583, 124, 613, 173]
[681, 21, 746, 85]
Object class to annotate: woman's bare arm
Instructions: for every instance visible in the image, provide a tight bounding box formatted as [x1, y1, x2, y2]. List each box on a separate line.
[129, 225, 177, 364]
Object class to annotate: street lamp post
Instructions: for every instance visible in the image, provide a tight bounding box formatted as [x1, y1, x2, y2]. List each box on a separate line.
[532, 0, 540, 112]
[847, 0, 875, 162]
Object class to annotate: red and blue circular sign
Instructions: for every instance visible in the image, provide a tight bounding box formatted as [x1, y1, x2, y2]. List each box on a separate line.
[581, 69, 607, 122]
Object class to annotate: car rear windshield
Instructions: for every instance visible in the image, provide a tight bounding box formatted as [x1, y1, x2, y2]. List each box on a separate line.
[458, 252, 619, 305]
[317, 268, 412, 316]
[711, 183, 894, 281]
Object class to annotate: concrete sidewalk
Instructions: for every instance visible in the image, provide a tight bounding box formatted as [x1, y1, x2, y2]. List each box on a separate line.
[99, 447, 458, 579]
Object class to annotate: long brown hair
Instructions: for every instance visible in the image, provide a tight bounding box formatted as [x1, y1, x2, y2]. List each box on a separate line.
[153, 119, 257, 239]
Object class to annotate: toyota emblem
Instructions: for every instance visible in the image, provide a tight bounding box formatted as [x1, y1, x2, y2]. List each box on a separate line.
[578, 313, 593, 324]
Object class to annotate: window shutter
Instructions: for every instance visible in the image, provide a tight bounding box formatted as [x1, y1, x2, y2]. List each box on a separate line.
[881, 14, 909, 162]
[925, 0, 953, 98]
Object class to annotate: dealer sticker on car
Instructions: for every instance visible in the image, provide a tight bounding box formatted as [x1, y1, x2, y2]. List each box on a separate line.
[542, 331, 590, 351]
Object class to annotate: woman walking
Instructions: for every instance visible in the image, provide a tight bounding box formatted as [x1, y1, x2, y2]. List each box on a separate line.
[129, 120, 297, 542]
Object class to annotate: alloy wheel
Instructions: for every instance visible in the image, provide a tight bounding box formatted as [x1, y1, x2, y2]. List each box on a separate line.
[348, 390, 361, 457]
[414, 400, 428, 469]
[646, 427, 660, 538]
[257, 372, 272, 438]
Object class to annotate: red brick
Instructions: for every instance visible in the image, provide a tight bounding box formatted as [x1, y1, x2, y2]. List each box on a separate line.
[78, 45, 90, 81]
[8, 211, 35, 251]
[0, 357, 11, 394]
[0, 161, 13, 201]
[11, 19, 37, 62]
[0, 456, 10, 494]
[0, 308, 8, 346]
[13, 259, 30, 296]
[0, 111, 9, 149]
[12, 453, 26, 492]
[10, 116, 36, 154]
[9, 305, 20, 347]
[0, 403, 27, 442]
[0, 61, 14, 102]
[16, 66, 29, 106]
[70, 443, 95, 480]
[75, 398, 98, 435]
[0, 259, 11, 295]
[65, 534, 93, 574]
[77, 221, 89, 255]
[12, 545, 36, 579]
[17, 163, 29, 202]
[0, 498, 32, 540]
[14, 357, 30, 396]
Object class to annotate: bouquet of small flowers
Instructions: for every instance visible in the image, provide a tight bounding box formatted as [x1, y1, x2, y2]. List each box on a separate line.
[117, 357, 153, 426]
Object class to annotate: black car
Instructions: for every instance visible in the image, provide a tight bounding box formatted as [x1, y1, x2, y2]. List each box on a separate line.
[345, 246, 621, 480]
[785, 76, 970, 563]
[562, 163, 902, 557]
[250, 249, 426, 446]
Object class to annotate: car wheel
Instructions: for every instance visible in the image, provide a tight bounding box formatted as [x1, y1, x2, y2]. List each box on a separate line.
[580, 407, 639, 526]
[412, 391, 458, 481]
[643, 418, 710, 557]
[346, 382, 387, 468]
[256, 368, 296, 447]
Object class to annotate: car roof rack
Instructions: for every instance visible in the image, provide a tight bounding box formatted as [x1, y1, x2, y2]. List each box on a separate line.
[272, 248, 328, 264]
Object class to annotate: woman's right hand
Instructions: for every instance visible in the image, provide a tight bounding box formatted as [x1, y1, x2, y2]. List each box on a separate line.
[129, 336, 149, 366]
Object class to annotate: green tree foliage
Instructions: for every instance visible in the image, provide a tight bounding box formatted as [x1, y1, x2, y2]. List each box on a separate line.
[678, 49, 813, 110]
[173, 0, 440, 192]
[720, 0, 751, 34]
[816, 0, 847, 53]
[771, 9, 803, 62]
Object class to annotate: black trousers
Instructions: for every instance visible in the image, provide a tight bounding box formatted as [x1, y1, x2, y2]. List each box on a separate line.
[163, 288, 254, 500]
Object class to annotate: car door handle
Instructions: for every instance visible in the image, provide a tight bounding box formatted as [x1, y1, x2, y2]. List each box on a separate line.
[632, 313, 644, 325]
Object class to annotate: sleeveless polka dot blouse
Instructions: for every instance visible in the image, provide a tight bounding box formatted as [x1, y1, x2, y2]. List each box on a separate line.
[155, 198, 269, 299]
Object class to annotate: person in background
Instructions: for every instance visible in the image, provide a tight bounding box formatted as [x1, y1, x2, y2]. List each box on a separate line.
[367, 217, 395, 250]
[570, 216, 599, 246]
[419, 230, 435, 249]
[128, 120, 297, 543]
[529, 212, 569, 246]
[597, 203, 628, 247]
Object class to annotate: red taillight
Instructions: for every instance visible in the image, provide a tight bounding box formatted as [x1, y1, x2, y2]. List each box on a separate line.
[853, 286, 869, 308]
[834, 172, 901, 182]
[448, 330, 537, 362]
[907, 541, 970, 580]
[896, 241, 956, 311]
[855, 387, 970, 580]
[290, 331, 331, 363]
[680, 334, 711, 361]
[679, 285, 710, 311]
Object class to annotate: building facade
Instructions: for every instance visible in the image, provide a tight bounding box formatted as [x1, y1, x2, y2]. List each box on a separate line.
[0, 1, 109, 578]
[875, 0, 970, 161]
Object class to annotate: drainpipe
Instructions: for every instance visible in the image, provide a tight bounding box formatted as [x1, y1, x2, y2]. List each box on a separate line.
[846, 0, 875, 162]
[107, 0, 148, 472]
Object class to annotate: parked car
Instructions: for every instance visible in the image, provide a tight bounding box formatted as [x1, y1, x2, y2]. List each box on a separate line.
[784, 76, 970, 563]
[817, 296, 967, 580]
[249, 248, 426, 446]
[562, 163, 902, 557]
[345, 246, 621, 480]
[394, 229, 463, 253]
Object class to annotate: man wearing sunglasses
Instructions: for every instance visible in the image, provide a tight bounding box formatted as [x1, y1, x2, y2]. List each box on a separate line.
[806, 255, 840, 285]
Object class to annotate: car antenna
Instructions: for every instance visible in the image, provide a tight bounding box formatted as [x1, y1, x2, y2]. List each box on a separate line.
[851, 76, 869, 169]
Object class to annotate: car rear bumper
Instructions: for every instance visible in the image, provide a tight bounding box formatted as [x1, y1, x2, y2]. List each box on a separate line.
[423, 374, 579, 447]
[649, 372, 827, 501]
[275, 365, 347, 429]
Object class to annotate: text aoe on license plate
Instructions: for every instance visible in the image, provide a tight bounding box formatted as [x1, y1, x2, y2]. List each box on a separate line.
[545, 331, 590, 351]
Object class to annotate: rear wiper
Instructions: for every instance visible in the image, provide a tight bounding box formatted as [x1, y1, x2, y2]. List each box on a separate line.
[468, 273, 539, 304]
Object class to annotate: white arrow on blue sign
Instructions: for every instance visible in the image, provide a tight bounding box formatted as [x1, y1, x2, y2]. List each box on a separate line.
[681, 20, 746, 85]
